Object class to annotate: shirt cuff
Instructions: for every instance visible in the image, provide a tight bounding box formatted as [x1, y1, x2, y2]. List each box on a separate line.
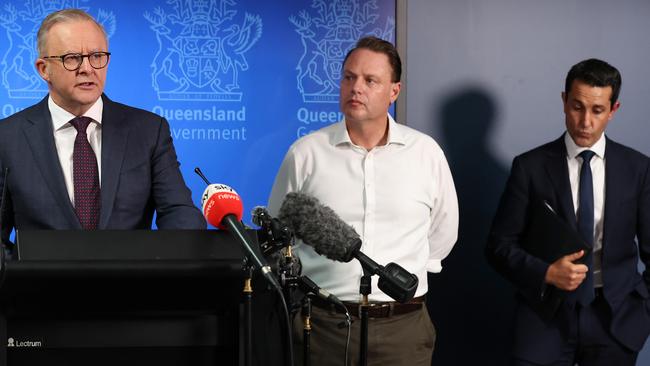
[427, 259, 443, 273]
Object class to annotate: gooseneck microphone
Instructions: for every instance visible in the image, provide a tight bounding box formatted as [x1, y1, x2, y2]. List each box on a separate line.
[196, 172, 280, 291]
[278, 192, 418, 303]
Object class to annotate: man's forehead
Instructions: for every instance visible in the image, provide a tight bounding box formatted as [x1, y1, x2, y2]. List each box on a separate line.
[343, 50, 391, 74]
[568, 81, 612, 102]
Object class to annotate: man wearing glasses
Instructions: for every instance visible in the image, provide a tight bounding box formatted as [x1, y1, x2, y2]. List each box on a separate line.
[0, 9, 205, 252]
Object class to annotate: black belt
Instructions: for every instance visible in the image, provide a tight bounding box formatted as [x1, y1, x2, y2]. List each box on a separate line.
[313, 295, 425, 318]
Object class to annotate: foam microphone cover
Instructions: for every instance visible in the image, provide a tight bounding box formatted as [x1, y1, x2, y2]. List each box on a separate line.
[278, 192, 361, 262]
[251, 206, 270, 227]
[201, 184, 243, 229]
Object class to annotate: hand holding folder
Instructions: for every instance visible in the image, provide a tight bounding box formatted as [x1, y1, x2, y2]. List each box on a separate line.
[522, 199, 590, 264]
[520, 199, 591, 319]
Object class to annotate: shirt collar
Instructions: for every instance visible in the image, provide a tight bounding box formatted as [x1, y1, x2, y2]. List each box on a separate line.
[49, 96, 104, 131]
[564, 131, 606, 160]
[333, 114, 406, 147]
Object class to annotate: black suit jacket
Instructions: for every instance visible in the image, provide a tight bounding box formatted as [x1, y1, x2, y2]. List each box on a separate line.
[0, 95, 205, 245]
[486, 135, 650, 363]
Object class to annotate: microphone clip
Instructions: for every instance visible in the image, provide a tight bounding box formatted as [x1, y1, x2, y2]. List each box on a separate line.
[253, 207, 294, 256]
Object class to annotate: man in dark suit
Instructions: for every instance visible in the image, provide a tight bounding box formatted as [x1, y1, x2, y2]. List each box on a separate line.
[0, 9, 205, 251]
[486, 58, 650, 365]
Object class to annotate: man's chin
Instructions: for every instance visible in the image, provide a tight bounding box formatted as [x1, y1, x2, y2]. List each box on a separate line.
[74, 93, 101, 105]
[573, 136, 595, 148]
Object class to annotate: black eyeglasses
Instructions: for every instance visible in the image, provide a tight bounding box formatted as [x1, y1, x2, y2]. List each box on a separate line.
[42, 52, 111, 71]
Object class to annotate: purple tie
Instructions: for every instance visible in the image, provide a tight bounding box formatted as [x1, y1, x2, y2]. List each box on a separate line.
[70, 116, 100, 230]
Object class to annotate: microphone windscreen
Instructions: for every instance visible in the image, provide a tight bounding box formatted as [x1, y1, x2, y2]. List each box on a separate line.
[201, 184, 243, 229]
[251, 206, 270, 227]
[278, 192, 360, 262]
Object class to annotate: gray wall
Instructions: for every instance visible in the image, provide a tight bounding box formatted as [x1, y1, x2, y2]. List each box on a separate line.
[406, 1, 650, 364]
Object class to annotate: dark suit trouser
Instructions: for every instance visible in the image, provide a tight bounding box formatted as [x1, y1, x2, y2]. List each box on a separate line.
[513, 293, 638, 366]
[292, 304, 435, 366]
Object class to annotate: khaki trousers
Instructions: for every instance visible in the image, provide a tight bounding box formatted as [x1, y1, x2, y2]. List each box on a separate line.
[293, 303, 435, 366]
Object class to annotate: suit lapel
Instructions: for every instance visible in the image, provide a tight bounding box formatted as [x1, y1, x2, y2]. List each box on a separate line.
[99, 95, 130, 229]
[542, 136, 577, 229]
[22, 97, 81, 228]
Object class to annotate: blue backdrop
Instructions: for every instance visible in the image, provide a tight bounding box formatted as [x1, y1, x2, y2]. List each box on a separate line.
[0, 0, 396, 226]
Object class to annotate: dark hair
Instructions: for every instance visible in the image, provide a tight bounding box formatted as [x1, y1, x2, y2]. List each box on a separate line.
[342, 36, 402, 82]
[565, 58, 621, 108]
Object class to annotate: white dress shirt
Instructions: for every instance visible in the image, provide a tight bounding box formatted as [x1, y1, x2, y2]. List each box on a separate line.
[564, 132, 605, 287]
[269, 115, 459, 302]
[49, 96, 103, 206]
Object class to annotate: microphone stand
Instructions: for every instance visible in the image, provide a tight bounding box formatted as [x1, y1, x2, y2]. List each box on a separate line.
[301, 296, 312, 366]
[358, 269, 372, 366]
[275, 247, 309, 365]
[242, 259, 254, 366]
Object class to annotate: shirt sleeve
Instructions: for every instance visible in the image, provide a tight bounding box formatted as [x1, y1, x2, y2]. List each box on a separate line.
[268, 145, 302, 216]
[426, 149, 459, 273]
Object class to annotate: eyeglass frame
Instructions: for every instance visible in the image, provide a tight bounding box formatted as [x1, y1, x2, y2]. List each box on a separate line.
[42, 52, 111, 71]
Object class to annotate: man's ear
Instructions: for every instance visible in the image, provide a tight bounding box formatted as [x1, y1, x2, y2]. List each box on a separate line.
[608, 101, 621, 121]
[35, 59, 50, 82]
[389, 82, 401, 104]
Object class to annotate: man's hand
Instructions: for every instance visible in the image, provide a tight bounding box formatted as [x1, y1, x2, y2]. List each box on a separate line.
[544, 250, 588, 291]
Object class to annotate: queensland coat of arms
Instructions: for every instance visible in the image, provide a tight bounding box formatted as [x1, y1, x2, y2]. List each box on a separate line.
[0, 0, 115, 99]
[144, 0, 262, 102]
[290, 0, 394, 103]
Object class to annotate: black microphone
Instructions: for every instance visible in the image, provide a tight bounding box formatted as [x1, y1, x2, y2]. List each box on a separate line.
[252, 207, 346, 309]
[297, 275, 346, 310]
[252, 206, 292, 255]
[278, 192, 418, 303]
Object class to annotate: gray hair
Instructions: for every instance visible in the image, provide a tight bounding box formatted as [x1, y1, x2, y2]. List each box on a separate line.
[37, 8, 107, 56]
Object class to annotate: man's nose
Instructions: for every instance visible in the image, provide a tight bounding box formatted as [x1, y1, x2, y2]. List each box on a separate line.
[580, 111, 592, 128]
[77, 55, 92, 72]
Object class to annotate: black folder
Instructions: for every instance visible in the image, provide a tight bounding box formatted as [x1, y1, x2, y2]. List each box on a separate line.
[522, 199, 591, 264]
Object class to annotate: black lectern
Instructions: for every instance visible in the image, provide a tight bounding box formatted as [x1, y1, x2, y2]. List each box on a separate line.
[0, 230, 250, 366]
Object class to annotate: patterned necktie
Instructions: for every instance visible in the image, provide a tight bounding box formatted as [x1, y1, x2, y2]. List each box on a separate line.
[576, 150, 595, 306]
[70, 116, 100, 230]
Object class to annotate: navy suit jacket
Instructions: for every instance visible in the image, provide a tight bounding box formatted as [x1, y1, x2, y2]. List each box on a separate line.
[486, 135, 650, 363]
[0, 95, 205, 246]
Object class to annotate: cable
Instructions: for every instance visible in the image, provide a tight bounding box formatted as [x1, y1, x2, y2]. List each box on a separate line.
[335, 304, 352, 366]
[343, 312, 352, 366]
[274, 282, 294, 366]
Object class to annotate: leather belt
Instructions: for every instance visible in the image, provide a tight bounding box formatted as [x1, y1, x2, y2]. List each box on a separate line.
[314, 296, 425, 318]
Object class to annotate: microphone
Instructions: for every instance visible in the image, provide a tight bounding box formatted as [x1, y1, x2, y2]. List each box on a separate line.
[278, 192, 418, 303]
[252, 206, 292, 255]
[252, 207, 346, 308]
[297, 275, 346, 310]
[200, 183, 280, 291]
[251, 206, 272, 227]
